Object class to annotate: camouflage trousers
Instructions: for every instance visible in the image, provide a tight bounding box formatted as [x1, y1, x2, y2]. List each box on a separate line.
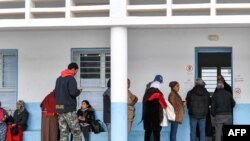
[58, 111, 82, 141]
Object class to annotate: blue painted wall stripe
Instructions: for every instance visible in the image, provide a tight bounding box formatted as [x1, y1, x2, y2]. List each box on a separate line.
[111, 102, 128, 141]
[23, 102, 250, 141]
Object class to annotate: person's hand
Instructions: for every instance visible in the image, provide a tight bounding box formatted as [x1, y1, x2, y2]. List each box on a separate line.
[12, 123, 16, 127]
[79, 116, 85, 121]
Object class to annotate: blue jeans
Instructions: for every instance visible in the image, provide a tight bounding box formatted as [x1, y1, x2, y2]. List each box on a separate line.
[170, 121, 179, 141]
[190, 117, 206, 141]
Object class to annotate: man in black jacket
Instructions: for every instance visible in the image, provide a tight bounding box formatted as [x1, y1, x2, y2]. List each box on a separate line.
[55, 63, 82, 141]
[214, 75, 232, 94]
[186, 78, 210, 141]
[211, 82, 235, 141]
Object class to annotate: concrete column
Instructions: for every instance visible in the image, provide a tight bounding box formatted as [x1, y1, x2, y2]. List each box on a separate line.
[110, 0, 128, 141]
[111, 27, 128, 141]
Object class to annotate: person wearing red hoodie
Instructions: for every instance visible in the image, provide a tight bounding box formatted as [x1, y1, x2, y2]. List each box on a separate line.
[55, 63, 82, 141]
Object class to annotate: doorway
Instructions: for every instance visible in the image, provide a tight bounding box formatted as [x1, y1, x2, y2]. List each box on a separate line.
[195, 47, 232, 93]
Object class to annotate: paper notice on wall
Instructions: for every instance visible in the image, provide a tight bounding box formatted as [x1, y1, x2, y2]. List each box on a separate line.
[234, 75, 244, 83]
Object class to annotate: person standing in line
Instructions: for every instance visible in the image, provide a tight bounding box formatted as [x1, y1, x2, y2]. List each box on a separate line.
[103, 79, 111, 141]
[0, 101, 8, 141]
[55, 62, 82, 141]
[211, 82, 235, 141]
[77, 100, 95, 141]
[168, 81, 185, 141]
[142, 75, 167, 141]
[127, 79, 138, 133]
[40, 90, 58, 141]
[186, 78, 210, 141]
[214, 75, 232, 94]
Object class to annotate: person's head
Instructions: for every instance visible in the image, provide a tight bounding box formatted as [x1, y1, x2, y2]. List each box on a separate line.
[81, 100, 91, 110]
[107, 79, 111, 88]
[0, 101, 2, 107]
[16, 100, 25, 110]
[154, 75, 163, 84]
[217, 82, 224, 89]
[169, 81, 180, 93]
[68, 62, 79, 75]
[127, 79, 131, 89]
[195, 78, 206, 86]
[217, 75, 224, 82]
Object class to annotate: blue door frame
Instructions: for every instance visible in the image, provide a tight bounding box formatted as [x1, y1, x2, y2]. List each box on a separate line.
[195, 47, 233, 89]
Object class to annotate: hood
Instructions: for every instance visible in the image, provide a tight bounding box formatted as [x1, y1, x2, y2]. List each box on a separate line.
[192, 85, 206, 96]
[150, 81, 161, 89]
[61, 69, 74, 77]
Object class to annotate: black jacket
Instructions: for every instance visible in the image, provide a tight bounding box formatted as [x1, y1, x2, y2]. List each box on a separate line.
[55, 76, 81, 113]
[186, 85, 210, 119]
[142, 87, 163, 130]
[103, 88, 111, 123]
[211, 88, 235, 116]
[13, 109, 29, 131]
[77, 107, 95, 127]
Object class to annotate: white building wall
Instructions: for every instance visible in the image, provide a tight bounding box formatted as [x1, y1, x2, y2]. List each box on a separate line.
[0, 27, 249, 103]
[128, 28, 250, 103]
[0, 29, 110, 102]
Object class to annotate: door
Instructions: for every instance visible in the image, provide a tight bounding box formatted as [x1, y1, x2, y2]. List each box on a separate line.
[195, 47, 232, 93]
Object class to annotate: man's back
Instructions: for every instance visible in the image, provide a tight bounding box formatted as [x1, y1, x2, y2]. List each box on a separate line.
[55, 75, 80, 113]
[54, 62, 82, 141]
[211, 89, 235, 116]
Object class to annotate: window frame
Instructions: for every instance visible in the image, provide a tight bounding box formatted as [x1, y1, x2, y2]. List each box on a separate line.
[0, 49, 18, 110]
[71, 48, 110, 92]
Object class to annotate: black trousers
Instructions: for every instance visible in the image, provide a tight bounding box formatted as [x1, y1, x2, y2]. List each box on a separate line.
[144, 127, 162, 141]
[82, 126, 91, 141]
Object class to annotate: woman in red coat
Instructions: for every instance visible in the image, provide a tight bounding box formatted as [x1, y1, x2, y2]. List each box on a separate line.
[40, 91, 58, 141]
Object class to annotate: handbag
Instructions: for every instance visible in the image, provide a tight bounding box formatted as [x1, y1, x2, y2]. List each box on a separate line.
[91, 119, 104, 134]
[11, 126, 19, 135]
[160, 109, 168, 126]
[165, 100, 176, 121]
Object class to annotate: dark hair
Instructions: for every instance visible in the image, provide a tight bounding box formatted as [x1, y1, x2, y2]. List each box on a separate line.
[107, 79, 111, 88]
[68, 63, 79, 70]
[82, 100, 92, 108]
[169, 81, 178, 89]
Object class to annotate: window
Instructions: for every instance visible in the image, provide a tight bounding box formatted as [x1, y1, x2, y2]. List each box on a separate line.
[221, 67, 232, 86]
[201, 67, 217, 92]
[0, 50, 18, 110]
[72, 48, 110, 110]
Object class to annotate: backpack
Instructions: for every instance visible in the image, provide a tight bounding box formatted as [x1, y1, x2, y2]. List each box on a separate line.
[91, 119, 104, 134]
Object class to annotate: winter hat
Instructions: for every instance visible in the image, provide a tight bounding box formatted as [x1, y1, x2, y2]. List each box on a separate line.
[195, 78, 206, 86]
[154, 75, 163, 83]
[169, 81, 178, 89]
